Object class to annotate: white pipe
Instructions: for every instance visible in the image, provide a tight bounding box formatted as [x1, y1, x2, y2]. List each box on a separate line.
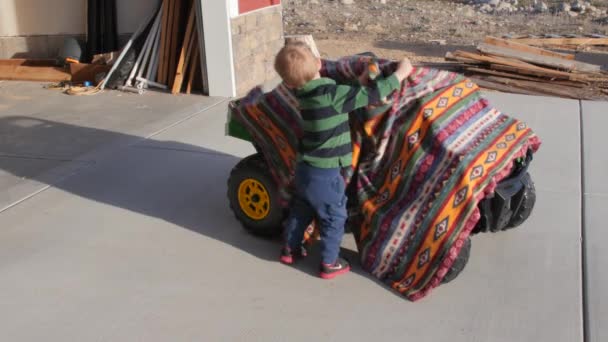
[125, 16, 156, 87]
[137, 9, 163, 81]
[121, 85, 145, 95]
[147, 11, 163, 82]
[136, 76, 168, 90]
[100, 6, 158, 90]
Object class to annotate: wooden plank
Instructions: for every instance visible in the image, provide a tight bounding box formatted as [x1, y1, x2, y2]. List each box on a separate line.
[69, 63, 111, 83]
[164, 0, 176, 84]
[445, 52, 485, 65]
[481, 75, 596, 99]
[484, 36, 575, 60]
[0, 65, 71, 82]
[165, 0, 177, 84]
[171, 5, 196, 94]
[158, 0, 171, 84]
[452, 50, 553, 71]
[477, 43, 601, 73]
[471, 77, 547, 96]
[412, 62, 464, 71]
[0, 59, 57, 67]
[512, 37, 608, 47]
[451, 50, 587, 80]
[466, 66, 587, 88]
[181, 31, 197, 93]
[489, 64, 588, 82]
[167, 0, 183, 89]
[466, 66, 549, 82]
[164, 0, 177, 84]
[186, 40, 199, 94]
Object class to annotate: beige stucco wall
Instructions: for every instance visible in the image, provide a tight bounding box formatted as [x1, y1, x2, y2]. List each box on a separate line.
[0, 0, 86, 36]
[0, 0, 159, 37]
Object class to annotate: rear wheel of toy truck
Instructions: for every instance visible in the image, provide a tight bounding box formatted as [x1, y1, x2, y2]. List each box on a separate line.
[441, 237, 471, 285]
[228, 153, 285, 237]
[473, 150, 537, 234]
[507, 172, 536, 228]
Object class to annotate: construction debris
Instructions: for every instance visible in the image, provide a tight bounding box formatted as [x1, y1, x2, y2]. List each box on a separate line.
[97, 0, 207, 96]
[510, 37, 608, 47]
[507, 36, 608, 52]
[446, 36, 608, 100]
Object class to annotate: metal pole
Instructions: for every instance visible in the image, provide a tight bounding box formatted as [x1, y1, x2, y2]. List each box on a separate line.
[121, 85, 145, 95]
[137, 9, 162, 82]
[125, 13, 157, 87]
[100, 5, 158, 90]
[136, 76, 168, 90]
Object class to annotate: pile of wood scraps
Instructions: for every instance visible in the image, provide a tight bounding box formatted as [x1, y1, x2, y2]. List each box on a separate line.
[1, 0, 207, 97]
[99, 0, 207, 95]
[504, 34, 608, 52]
[446, 36, 608, 100]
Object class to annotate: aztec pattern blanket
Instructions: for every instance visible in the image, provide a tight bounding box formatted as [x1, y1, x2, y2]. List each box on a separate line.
[232, 56, 541, 301]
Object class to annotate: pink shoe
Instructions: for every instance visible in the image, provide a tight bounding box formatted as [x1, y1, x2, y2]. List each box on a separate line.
[319, 257, 351, 279]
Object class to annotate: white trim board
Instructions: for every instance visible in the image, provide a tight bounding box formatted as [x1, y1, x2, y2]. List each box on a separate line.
[200, 0, 236, 97]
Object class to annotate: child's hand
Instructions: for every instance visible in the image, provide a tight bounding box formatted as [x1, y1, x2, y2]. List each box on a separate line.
[358, 70, 370, 87]
[394, 57, 413, 82]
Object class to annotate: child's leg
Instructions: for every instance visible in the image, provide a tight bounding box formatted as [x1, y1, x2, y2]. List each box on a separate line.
[318, 196, 347, 264]
[283, 195, 314, 250]
[306, 174, 347, 265]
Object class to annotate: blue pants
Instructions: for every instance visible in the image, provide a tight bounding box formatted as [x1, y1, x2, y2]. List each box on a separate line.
[284, 163, 347, 265]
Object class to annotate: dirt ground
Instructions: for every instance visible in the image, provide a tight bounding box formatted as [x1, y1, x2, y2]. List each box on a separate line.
[284, 0, 608, 61]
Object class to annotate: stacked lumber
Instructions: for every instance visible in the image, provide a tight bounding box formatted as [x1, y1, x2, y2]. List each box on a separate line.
[103, 0, 206, 95]
[153, 0, 205, 95]
[446, 37, 608, 100]
[505, 34, 608, 52]
[0, 0, 206, 95]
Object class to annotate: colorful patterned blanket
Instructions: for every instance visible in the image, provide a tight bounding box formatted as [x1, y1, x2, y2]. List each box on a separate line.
[233, 56, 541, 301]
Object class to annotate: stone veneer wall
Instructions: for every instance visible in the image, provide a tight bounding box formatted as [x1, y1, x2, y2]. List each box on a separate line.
[231, 5, 284, 96]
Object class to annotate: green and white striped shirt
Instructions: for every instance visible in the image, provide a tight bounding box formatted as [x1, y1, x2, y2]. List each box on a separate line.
[295, 75, 401, 168]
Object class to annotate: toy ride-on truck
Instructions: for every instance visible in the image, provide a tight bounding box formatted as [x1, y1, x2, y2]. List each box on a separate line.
[226, 102, 287, 237]
[224, 57, 539, 291]
[225, 101, 537, 239]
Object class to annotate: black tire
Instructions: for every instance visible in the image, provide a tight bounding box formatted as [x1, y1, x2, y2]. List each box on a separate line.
[508, 173, 536, 228]
[441, 237, 471, 285]
[473, 171, 536, 234]
[227, 154, 286, 237]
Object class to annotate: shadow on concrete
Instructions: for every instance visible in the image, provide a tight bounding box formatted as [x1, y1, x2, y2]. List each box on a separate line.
[0, 115, 274, 260]
[0, 115, 388, 288]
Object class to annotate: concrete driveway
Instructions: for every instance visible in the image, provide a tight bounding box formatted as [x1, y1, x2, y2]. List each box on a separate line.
[0, 81, 605, 342]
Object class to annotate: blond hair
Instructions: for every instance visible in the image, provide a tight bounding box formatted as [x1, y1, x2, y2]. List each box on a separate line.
[274, 42, 319, 89]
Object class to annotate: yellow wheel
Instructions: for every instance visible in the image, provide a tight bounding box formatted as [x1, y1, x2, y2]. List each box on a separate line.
[238, 178, 271, 220]
[228, 154, 286, 236]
